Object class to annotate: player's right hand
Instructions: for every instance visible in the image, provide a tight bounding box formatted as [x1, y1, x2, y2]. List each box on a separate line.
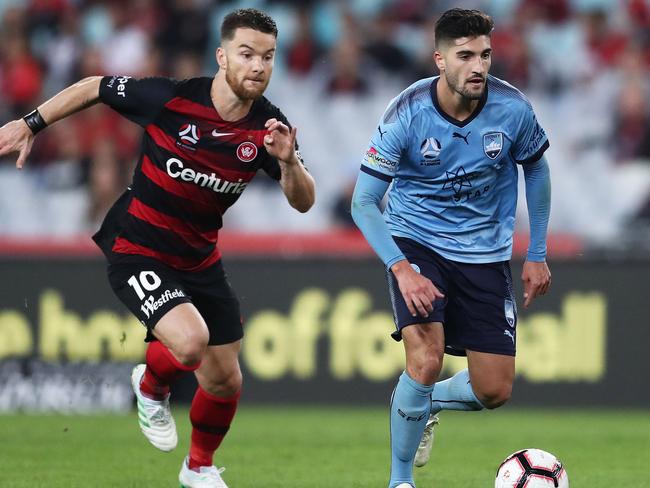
[391, 259, 444, 318]
[521, 259, 551, 308]
[0, 119, 35, 169]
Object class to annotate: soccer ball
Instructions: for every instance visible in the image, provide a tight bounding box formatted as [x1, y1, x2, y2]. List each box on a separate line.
[495, 448, 569, 487]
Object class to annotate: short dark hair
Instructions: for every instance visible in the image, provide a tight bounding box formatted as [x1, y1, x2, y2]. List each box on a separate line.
[221, 8, 278, 41]
[434, 9, 494, 49]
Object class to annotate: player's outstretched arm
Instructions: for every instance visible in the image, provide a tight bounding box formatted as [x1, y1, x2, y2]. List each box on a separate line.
[521, 155, 552, 308]
[0, 76, 102, 169]
[264, 118, 315, 212]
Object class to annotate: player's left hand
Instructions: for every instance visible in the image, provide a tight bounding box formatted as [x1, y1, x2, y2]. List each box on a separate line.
[521, 260, 551, 308]
[264, 118, 298, 164]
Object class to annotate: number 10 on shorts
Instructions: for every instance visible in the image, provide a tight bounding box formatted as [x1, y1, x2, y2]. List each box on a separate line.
[127, 271, 162, 300]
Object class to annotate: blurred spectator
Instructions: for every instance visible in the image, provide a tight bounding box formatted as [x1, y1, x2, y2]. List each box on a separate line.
[408, 16, 438, 81]
[0, 35, 43, 116]
[612, 81, 650, 162]
[73, 45, 105, 80]
[582, 9, 628, 68]
[155, 0, 209, 71]
[489, 8, 530, 88]
[523, 0, 594, 95]
[364, 8, 413, 74]
[171, 51, 203, 80]
[27, 0, 70, 35]
[285, 6, 322, 76]
[330, 180, 356, 229]
[628, 0, 650, 32]
[100, 1, 149, 75]
[86, 139, 126, 230]
[139, 45, 164, 78]
[37, 120, 84, 191]
[1, 5, 27, 39]
[70, 104, 140, 163]
[42, 8, 82, 93]
[325, 35, 370, 96]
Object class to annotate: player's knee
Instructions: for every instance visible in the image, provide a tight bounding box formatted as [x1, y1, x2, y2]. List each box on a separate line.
[407, 350, 442, 385]
[202, 368, 242, 397]
[172, 329, 209, 366]
[476, 383, 512, 409]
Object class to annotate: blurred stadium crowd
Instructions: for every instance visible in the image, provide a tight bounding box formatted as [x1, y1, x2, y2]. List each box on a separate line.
[0, 0, 649, 253]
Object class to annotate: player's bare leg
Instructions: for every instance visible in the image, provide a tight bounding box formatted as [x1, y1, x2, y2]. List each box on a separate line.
[179, 341, 242, 488]
[466, 351, 514, 409]
[389, 323, 444, 488]
[403, 323, 445, 386]
[132, 303, 209, 452]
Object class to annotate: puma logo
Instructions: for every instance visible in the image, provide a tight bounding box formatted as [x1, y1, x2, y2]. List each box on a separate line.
[452, 131, 471, 144]
[504, 329, 515, 344]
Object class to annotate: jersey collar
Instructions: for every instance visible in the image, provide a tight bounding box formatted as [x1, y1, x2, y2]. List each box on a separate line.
[430, 77, 488, 128]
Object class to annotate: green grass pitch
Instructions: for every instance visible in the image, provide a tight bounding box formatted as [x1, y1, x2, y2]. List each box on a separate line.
[1, 407, 648, 487]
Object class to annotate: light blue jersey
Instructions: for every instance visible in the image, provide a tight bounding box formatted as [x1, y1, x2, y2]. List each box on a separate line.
[360, 75, 549, 263]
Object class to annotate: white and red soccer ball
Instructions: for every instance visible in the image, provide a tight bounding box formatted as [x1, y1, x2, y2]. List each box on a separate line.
[495, 448, 569, 488]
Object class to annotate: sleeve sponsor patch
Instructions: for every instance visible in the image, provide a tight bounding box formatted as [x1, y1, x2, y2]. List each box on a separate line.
[364, 147, 398, 173]
[104, 75, 131, 98]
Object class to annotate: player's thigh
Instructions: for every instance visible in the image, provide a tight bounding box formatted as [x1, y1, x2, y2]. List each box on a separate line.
[467, 350, 515, 407]
[153, 302, 209, 354]
[107, 258, 207, 351]
[195, 341, 242, 396]
[387, 237, 449, 342]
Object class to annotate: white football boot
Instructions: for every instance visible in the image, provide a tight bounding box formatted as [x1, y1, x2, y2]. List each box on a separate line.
[394, 484, 414, 488]
[179, 456, 229, 488]
[414, 414, 439, 467]
[131, 363, 178, 452]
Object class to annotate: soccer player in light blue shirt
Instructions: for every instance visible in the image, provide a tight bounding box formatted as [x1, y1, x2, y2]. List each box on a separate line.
[351, 9, 551, 488]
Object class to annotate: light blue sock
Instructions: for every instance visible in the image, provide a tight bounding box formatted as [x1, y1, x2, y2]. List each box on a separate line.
[430, 369, 485, 415]
[389, 371, 434, 488]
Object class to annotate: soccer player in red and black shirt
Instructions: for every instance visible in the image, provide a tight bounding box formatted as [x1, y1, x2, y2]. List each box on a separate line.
[0, 8, 314, 487]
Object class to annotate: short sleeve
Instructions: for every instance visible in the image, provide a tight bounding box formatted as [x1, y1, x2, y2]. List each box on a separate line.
[511, 102, 549, 165]
[99, 76, 178, 127]
[360, 97, 408, 181]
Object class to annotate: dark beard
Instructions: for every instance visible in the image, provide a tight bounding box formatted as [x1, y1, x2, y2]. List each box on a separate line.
[446, 73, 484, 100]
[225, 69, 268, 100]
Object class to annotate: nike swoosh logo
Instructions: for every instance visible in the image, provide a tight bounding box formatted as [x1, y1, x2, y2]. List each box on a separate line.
[212, 130, 236, 137]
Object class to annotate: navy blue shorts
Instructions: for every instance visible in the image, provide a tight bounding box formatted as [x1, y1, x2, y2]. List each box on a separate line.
[387, 237, 517, 356]
[107, 255, 243, 346]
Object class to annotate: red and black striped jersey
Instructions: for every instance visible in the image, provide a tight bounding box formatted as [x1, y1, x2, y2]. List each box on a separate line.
[92, 75, 299, 271]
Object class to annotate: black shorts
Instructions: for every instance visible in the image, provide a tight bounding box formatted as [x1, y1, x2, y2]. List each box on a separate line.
[107, 255, 243, 346]
[387, 237, 517, 356]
